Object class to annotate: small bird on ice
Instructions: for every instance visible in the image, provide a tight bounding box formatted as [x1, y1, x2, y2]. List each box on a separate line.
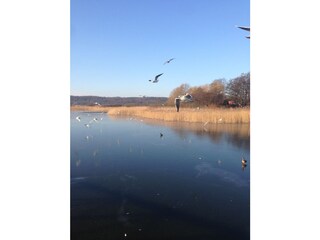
[149, 73, 163, 83]
[90, 117, 99, 123]
[241, 157, 247, 165]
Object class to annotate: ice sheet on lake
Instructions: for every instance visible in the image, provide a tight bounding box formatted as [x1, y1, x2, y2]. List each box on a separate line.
[195, 163, 249, 187]
[117, 199, 131, 226]
[71, 177, 88, 184]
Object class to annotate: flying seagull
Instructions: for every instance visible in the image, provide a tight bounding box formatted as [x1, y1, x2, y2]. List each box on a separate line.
[76, 116, 81, 122]
[175, 93, 193, 112]
[178, 93, 193, 102]
[164, 58, 175, 65]
[236, 25, 250, 39]
[149, 73, 163, 83]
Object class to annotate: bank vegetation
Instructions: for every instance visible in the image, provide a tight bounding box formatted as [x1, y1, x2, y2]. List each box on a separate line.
[71, 105, 249, 124]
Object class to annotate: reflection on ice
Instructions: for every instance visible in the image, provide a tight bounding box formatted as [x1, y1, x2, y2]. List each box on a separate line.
[71, 177, 87, 184]
[195, 163, 249, 187]
[118, 199, 130, 225]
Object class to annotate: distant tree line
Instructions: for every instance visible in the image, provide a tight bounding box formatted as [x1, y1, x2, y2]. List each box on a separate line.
[71, 96, 168, 106]
[71, 72, 249, 108]
[167, 72, 250, 107]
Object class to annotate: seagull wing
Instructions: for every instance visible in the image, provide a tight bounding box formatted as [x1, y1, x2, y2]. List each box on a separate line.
[237, 26, 250, 31]
[164, 58, 175, 64]
[180, 94, 193, 102]
[154, 73, 163, 81]
[186, 94, 192, 99]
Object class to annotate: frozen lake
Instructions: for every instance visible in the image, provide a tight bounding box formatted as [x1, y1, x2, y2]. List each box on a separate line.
[71, 111, 250, 240]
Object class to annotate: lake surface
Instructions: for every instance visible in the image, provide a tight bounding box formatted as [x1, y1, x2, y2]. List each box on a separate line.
[71, 111, 250, 240]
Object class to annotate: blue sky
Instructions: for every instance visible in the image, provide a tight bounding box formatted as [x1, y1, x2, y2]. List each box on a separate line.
[71, 0, 250, 97]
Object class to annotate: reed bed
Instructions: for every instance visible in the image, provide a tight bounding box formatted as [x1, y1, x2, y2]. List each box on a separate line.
[71, 105, 250, 124]
[106, 106, 250, 124]
[71, 105, 111, 112]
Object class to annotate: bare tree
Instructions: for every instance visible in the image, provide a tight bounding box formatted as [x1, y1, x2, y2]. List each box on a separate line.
[167, 83, 190, 105]
[208, 79, 226, 105]
[167, 72, 250, 108]
[226, 73, 250, 106]
[188, 86, 211, 106]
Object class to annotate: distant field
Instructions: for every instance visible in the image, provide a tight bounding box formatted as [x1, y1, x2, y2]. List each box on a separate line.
[71, 105, 250, 124]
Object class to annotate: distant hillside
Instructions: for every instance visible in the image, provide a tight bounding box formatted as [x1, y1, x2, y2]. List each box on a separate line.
[71, 95, 168, 106]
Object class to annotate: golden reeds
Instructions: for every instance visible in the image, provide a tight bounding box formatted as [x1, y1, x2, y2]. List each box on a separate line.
[71, 105, 111, 112]
[103, 106, 250, 124]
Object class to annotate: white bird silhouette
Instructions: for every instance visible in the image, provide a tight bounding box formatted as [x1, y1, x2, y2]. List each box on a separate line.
[178, 93, 193, 102]
[175, 93, 193, 112]
[76, 116, 81, 122]
[149, 73, 163, 83]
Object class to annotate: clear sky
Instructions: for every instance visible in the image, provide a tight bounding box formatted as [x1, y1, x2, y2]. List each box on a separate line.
[71, 0, 250, 97]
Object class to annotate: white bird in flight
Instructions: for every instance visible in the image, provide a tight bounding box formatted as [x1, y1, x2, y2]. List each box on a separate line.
[178, 93, 193, 102]
[149, 73, 163, 83]
[164, 58, 175, 65]
[76, 116, 81, 122]
[175, 93, 193, 112]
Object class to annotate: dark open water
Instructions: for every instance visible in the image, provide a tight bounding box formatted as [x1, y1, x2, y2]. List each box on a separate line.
[71, 111, 250, 240]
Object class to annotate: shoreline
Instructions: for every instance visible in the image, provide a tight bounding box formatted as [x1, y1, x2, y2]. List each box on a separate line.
[70, 105, 250, 124]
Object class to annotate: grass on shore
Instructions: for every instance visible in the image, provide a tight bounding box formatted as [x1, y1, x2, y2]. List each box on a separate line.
[70, 105, 111, 112]
[71, 105, 250, 124]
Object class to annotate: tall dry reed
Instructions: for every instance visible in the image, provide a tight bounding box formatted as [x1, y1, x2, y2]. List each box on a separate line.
[71, 105, 250, 124]
[71, 105, 111, 112]
[106, 106, 250, 124]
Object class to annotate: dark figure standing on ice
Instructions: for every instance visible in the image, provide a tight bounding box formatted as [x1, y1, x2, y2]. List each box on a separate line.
[175, 98, 181, 112]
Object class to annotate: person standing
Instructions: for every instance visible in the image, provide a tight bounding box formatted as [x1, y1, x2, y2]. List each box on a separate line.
[175, 98, 181, 112]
